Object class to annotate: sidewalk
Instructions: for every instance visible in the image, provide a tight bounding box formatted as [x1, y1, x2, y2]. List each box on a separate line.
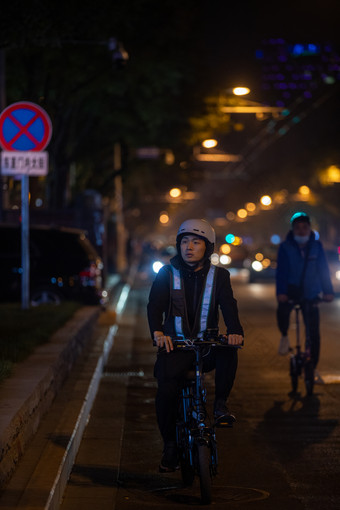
[0, 306, 102, 488]
[0, 274, 123, 492]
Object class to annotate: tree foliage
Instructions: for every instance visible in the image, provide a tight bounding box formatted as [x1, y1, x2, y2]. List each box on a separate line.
[0, 0, 212, 209]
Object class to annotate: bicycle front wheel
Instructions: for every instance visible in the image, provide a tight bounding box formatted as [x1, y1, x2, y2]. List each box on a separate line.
[304, 360, 314, 396]
[197, 443, 212, 505]
[179, 449, 195, 486]
[290, 356, 298, 393]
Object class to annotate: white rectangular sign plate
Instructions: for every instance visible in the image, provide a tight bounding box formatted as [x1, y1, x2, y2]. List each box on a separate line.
[1, 151, 49, 176]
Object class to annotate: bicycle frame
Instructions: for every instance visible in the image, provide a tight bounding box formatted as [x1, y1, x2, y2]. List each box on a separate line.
[175, 333, 238, 503]
[290, 300, 316, 395]
[177, 340, 218, 461]
[293, 301, 312, 354]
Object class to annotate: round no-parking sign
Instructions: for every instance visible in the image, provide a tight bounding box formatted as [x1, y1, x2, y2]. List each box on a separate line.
[0, 101, 52, 151]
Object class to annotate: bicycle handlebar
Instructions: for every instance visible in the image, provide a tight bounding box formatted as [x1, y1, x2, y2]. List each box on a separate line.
[153, 329, 243, 348]
[173, 337, 243, 349]
[288, 297, 325, 306]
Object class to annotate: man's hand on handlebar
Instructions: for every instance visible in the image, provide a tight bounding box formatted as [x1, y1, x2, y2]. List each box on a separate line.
[277, 294, 289, 303]
[153, 331, 174, 353]
[323, 294, 334, 303]
[278, 293, 334, 304]
[222, 334, 244, 346]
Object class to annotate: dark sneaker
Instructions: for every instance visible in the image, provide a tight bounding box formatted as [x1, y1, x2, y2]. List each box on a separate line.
[214, 400, 236, 427]
[159, 441, 179, 473]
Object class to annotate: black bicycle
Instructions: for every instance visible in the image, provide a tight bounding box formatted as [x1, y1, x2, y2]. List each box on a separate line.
[174, 329, 239, 505]
[289, 300, 316, 396]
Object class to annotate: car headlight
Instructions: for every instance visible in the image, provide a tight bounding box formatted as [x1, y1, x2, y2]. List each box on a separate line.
[252, 260, 263, 272]
[152, 261, 164, 274]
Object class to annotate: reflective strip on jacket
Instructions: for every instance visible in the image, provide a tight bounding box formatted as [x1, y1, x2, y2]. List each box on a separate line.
[164, 265, 216, 340]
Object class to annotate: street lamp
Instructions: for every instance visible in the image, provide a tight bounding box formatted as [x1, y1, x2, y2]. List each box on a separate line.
[232, 86, 250, 96]
[220, 86, 284, 119]
[159, 211, 169, 224]
[193, 138, 242, 162]
[202, 139, 218, 148]
[298, 185, 311, 197]
[169, 187, 182, 198]
[237, 208, 247, 219]
[260, 195, 272, 207]
[245, 202, 256, 213]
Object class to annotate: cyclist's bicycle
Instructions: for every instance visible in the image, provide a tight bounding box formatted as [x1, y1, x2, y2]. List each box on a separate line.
[174, 329, 240, 505]
[289, 299, 317, 396]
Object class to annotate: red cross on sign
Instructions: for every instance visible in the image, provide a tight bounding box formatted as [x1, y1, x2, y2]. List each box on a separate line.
[0, 101, 52, 151]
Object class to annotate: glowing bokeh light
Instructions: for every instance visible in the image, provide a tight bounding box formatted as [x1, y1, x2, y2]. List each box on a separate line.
[271, 234, 281, 245]
[233, 87, 250, 96]
[220, 255, 232, 265]
[260, 195, 272, 206]
[262, 258, 271, 268]
[202, 139, 218, 149]
[211, 253, 220, 265]
[225, 233, 235, 244]
[299, 185, 310, 195]
[252, 261, 263, 272]
[169, 187, 182, 198]
[153, 261, 164, 273]
[245, 202, 256, 212]
[220, 244, 231, 254]
[159, 212, 169, 224]
[232, 236, 243, 246]
[237, 208, 248, 219]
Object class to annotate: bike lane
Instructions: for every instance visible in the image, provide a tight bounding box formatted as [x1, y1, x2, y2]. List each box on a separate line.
[60, 277, 339, 510]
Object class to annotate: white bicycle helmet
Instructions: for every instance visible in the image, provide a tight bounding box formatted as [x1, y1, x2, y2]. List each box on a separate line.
[176, 219, 216, 244]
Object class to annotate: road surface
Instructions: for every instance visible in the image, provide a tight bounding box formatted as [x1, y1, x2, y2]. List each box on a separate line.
[60, 274, 340, 509]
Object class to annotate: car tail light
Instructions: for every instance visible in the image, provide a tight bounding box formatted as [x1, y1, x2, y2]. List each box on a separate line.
[79, 262, 102, 288]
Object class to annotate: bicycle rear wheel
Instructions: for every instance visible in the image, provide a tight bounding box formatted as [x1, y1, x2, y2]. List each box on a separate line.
[304, 360, 314, 396]
[290, 356, 298, 393]
[197, 443, 212, 504]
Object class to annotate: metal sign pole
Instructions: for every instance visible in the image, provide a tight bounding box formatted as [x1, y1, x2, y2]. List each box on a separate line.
[21, 174, 29, 309]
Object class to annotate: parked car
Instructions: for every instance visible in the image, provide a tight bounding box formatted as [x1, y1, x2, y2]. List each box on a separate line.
[1, 224, 105, 305]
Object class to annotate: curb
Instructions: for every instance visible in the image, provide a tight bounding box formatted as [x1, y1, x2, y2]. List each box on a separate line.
[46, 282, 131, 510]
[46, 323, 118, 510]
[45, 283, 131, 510]
[0, 306, 101, 487]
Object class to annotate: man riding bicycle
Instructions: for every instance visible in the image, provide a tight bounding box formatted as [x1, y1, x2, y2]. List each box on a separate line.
[276, 212, 334, 372]
[147, 219, 244, 472]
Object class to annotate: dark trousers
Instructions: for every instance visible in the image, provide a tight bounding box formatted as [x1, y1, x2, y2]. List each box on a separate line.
[154, 347, 238, 443]
[277, 301, 321, 368]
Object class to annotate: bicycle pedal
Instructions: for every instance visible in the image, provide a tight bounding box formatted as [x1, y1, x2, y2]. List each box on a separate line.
[214, 418, 234, 428]
[159, 463, 180, 473]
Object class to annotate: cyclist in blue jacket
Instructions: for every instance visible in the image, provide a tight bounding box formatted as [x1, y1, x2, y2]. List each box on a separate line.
[147, 219, 243, 472]
[276, 212, 334, 368]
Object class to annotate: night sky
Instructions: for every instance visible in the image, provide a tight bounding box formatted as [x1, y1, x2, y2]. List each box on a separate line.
[200, 0, 340, 89]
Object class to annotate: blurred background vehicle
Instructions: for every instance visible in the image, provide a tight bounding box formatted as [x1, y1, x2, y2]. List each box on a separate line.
[245, 244, 278, 283]
[247, 259, 277, 283]
[138, 242, 176, 280]
[1, 224, 106, 306]
[325, 248, 340, 295]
